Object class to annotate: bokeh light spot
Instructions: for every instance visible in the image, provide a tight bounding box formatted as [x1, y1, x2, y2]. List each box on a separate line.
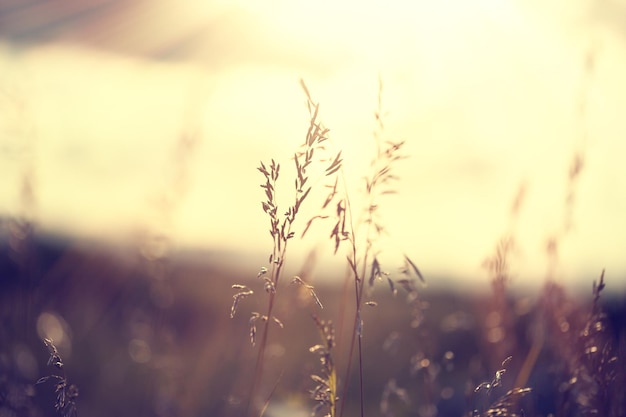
[487, 326, 504, 343]
[13, 345, 38, 379]
[129, 338, 152, 363]
[441, 386, 454, 400]
[36, 311, 72, 357]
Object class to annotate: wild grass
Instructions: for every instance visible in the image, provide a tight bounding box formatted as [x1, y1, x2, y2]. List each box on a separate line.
[37, 338, 79, 417]
[0, 208, 623, 417]
[228, 78, 426, 417]
[229, 79, 343, 416]
[0, 50, 624, 417]
[309, 314, 338, 417]
[555, 271, 622, 417]
[225, 71, 624, 417]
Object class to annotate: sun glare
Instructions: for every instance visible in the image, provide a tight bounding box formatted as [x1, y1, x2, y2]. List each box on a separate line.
[1, 0, 625, 284]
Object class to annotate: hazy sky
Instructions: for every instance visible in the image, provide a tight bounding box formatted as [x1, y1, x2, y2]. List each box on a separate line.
[1, 0, 625, 289]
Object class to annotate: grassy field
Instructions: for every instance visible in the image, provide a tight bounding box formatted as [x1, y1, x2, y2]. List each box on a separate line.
[1, 79, 625, 417]
[0, 230, 624, 417]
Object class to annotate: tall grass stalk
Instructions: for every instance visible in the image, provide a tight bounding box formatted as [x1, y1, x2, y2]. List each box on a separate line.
[230, 80, 342, 417]
[311, 77, 421, 417]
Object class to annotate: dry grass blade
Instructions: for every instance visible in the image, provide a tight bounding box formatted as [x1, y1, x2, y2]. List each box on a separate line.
[292, 276, 324, 309]
[230, 285, 254, 319]
[325, 151, 343, 176]
[368, 257, 382, 286]
[300, 78, 313, 109]
[403, 254, 424, 283]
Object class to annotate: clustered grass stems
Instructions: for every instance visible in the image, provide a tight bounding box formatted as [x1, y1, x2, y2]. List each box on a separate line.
[232, 78, 423, 417]
[296, 77, 423, 417]
[310, 315, 338, 417]
[328, 78, 422, 417]
[559, 270, 621, 417]
[230, 79, 342, 417]
[36, 338, 78, 417]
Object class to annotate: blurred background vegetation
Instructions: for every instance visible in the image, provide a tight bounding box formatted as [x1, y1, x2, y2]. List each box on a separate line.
[1, 227, 624, 416]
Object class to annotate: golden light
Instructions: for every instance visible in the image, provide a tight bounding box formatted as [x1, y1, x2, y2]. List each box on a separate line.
[1, 0, 625, 286]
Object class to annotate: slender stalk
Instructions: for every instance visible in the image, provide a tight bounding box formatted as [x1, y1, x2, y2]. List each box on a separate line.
[337, 173, 373, 417]
[248, 292, 275, 417]
[243, 81, 335, 416]
[337, 78, 405, 417]
[248, 241, 288, 417]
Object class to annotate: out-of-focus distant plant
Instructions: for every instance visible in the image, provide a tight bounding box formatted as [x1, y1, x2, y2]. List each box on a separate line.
[37, 338, 79, 417]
